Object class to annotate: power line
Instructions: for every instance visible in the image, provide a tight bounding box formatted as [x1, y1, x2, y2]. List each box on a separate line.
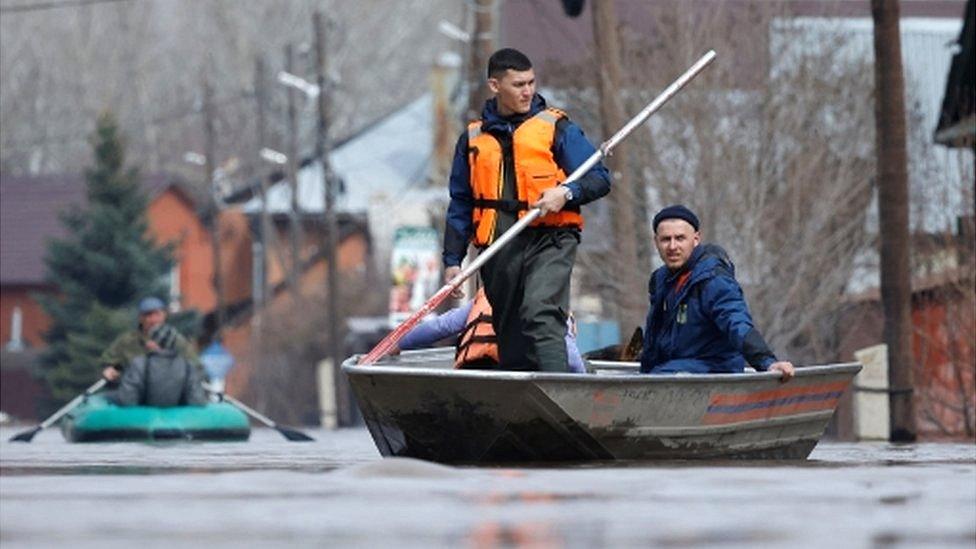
[0, 0, 133, 14]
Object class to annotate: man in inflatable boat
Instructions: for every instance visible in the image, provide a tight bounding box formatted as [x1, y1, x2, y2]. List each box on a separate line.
[640, 205, 795, 381]
[100, 297, 207, 406]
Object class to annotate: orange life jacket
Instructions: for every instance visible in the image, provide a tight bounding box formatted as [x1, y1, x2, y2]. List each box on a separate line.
[467, 107, 584, 246]
[454, 288, 499, 369]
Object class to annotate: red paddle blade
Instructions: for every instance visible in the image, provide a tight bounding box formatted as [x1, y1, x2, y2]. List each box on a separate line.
[359, 283, 456, 365]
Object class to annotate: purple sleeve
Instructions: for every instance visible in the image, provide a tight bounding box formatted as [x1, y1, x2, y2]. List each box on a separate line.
[399, 302, 472, 351]
[565, 330, 586, 373]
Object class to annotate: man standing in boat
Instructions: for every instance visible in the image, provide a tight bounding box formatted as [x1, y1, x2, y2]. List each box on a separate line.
[442, 48, 611, 372]
[640, 205, 795, 380]
[100, 296, 201, 383]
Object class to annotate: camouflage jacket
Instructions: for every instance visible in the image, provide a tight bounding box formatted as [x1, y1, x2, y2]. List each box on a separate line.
[100, 327, 202, 374]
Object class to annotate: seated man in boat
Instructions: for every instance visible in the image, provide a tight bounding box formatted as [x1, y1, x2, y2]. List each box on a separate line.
[101, 297, 208, 406]
[640, 205, 795, 381]
[108, 348, 208, 407]
[100, 296, 202, 383]
[394, 287, 586, 372]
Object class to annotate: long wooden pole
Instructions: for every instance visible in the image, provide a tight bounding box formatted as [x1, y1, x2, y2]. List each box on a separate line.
[871, 0, 916, 441]
[284, 43, 302, 295]
[203, 74, 225, 339]
[466, 0, 494, 121]
[314, 11, 347, 426]
[254, 56, 275, 312]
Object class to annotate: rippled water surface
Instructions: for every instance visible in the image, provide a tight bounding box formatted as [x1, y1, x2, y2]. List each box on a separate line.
[1, 426, 973, 548]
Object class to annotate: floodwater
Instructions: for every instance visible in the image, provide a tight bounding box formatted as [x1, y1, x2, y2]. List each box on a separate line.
[0, 427, 973, 549]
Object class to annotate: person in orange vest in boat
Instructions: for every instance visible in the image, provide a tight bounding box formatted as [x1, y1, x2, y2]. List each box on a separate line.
[442, 48, 611, 372]
[395, 287, 586, 372]
[640, 205, 795, 381]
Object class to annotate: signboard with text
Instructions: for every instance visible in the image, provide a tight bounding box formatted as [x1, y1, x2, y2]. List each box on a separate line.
[389, 226, 441, 326]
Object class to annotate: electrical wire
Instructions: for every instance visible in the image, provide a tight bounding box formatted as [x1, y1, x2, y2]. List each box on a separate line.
[0, 0, 134, 15]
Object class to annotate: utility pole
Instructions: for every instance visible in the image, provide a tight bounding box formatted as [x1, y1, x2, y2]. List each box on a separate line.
[591, 0, 646, 333]
[284, 43, 303, 294]
[462, 0, 495, 299]
[202, 73, 225, 340]
[871, 0, 916, 441]
[315, 11, 346, 427]
[466, 0, 494, 121]
[431, 54, 459, 184]
[253, 55, 273, 359]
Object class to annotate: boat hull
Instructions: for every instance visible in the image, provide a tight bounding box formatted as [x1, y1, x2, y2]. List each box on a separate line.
[61, 395, 251, 442]
[343, 349, 860, 463]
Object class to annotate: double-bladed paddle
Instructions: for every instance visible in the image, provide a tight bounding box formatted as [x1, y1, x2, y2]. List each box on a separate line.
[9, 378, 107, 442]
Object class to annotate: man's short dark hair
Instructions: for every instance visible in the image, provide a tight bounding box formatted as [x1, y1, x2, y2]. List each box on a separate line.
[487, 48, 533, 79]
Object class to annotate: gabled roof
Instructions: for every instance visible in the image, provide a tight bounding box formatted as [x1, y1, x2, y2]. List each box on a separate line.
[0, 172, 186, 285]
[935, 0, 975, 146]
[241, 94, 437, 215]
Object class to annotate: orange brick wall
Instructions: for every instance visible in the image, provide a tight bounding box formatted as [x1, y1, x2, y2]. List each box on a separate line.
[146, 189, 216, 313]
[217, 211, 253, 306]
[145, 190, 252, 315]
[911, 292, 976, 439]
[836, 285, 976, 440]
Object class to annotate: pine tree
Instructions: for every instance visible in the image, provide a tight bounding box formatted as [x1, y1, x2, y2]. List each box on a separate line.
[37, 113, 194, 406]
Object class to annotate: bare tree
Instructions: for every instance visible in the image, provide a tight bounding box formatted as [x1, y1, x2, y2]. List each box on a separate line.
[905, 97, 975, 439]
[246, 267, 384, 425]
[590, 0, 647, 332]
[547, 3, 878, 364]
[0, 0, 462, 183]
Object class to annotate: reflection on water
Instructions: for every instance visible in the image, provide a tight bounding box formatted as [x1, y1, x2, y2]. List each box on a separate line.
[1, 426, 973, 548]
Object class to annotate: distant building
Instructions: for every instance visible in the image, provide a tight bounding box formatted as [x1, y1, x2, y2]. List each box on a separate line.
[934, 0, 975, 149]
[0, 172, 230, 419]
[0, 173, 224, 348]
[835, 261, 975, 440]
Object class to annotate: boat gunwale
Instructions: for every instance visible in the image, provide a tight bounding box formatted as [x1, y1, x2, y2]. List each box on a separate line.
[343, 352, 862, 385]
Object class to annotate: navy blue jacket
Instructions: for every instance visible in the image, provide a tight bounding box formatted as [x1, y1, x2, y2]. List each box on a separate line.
[639, 244, 778, 374]
[442, 95, 611, 267]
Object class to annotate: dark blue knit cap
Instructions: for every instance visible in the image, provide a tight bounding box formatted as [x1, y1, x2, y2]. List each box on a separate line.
[138, 296, 166, 314]
[652, 205, 700, 232]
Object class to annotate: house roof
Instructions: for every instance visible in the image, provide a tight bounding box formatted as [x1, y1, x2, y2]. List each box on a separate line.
[0, 172, 185, 285]
[844, 264, 975, 303]
[240, 94, 438, 216]
[935, 0, 975, 146]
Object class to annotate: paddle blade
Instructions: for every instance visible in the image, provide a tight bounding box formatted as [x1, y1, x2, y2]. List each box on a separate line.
[360, 283, 455, 364]
[9, 426, 42, 443]
[277, 426, 315, 442]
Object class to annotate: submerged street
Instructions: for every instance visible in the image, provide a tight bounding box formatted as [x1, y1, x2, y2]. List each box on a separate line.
[0, 428, 973, 548]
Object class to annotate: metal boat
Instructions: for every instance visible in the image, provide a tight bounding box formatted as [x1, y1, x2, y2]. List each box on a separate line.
[343, 348, 861, 463]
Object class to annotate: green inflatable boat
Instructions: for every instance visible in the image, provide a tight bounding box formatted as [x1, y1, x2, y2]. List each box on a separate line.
[60, 395, 251, 442]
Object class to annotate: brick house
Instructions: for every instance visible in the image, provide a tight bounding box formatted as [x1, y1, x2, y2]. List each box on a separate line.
[0, 172, 239, 419]
[0, 167, 373, 422]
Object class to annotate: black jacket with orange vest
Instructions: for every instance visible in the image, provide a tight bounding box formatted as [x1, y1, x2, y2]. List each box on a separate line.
[443, 95, 611, 266]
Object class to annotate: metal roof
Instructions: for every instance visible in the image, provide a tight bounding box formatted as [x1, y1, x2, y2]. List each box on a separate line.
[241, 94, 436, 215]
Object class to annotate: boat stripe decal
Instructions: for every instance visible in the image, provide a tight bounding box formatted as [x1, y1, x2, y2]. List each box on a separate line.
[702, 381, 848, 425]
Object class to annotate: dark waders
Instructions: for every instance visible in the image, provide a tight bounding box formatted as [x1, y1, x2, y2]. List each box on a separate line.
[480, 227, 578, 372]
